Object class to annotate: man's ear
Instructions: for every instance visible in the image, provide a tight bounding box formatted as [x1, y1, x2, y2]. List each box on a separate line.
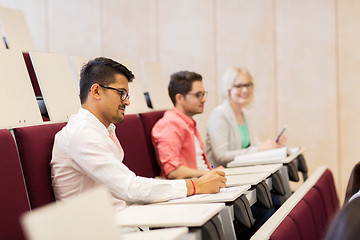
[175, 93, 184, 106]
[89, 84, 102, 100]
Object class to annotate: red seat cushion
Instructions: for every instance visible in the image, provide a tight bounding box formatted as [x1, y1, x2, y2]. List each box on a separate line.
[0, 129, 30, 240]
[288, 199, 317, 240]
[303, 187, 327, 239]
[314, 170, 338, 221]
[14, 123, 66, 209]
[138, 110, 165, 177]
[270, 216, 300, 240]
[323, 169, 340, 212]
[114, 114, 156, 178]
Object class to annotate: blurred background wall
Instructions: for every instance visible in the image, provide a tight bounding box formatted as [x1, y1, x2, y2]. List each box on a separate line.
[1, 0, 359, 203]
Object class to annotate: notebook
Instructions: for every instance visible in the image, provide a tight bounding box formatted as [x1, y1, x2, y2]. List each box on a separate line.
[228, 147, 293, 167]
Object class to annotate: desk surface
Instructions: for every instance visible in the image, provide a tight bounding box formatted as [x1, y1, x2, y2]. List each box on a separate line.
[226, 172, 271, 187]
[227, 148, 304, 167]
[115, 203, 225, 228]
[223, 164, 282, 176]
[121, 227, 188, 240]
[154, 185, 251, 204]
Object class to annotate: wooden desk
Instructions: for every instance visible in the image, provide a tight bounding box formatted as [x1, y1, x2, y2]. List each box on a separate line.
[227, 148, 304, 168]
[223, 164, 282, 176]
[226, 172, 271, 187]
[0, 50, 42, 128]
[115, 203, 225, 228]
[121, 227, 188, 240]
[155, 185, 251, 204]
[29, 51, 81, 122]
[0, 7, 35, 51]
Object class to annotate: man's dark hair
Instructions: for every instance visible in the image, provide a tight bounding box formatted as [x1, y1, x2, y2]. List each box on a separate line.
[168, 71, 202, 105]
[79, 57, 134, 104]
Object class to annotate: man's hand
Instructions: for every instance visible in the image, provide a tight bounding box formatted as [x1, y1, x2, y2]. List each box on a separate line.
[186, 170, 227, 196]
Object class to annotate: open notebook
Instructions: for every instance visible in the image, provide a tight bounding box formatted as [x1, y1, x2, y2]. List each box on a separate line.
[227, 147, 301, 168]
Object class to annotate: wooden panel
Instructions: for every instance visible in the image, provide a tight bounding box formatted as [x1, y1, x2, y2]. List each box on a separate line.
[0, 50, 42, 128]
[102, 0, 157, 62]
[216, 0, 276, 141]
[30, 51, 81, 122]
[118, 59, 149, 114]
[276, 0, 338, 187]
[141, 61, 172, 111]
[0, 6, 36, 51]
[68, 55, 90, 93]
[157, 0, 215, 139]
[338, 0, 360, 201]
[0, 0, 46, 51]
[47, 0, 101, 57]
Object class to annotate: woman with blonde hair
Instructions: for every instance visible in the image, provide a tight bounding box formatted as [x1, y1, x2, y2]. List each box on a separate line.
[206, 66, 286, 167]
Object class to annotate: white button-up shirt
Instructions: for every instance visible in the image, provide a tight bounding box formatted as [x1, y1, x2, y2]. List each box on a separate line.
[51, 108, 186, 212]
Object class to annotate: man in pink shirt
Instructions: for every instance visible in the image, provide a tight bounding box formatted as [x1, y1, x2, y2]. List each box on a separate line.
[152, 71, 219, 179]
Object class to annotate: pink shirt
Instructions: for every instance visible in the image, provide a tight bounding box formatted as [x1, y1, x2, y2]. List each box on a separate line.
[152, 108, 211, 178]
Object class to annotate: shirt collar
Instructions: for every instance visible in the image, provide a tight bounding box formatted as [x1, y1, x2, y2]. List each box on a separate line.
[78, 108, 116, 135]
[171, 107, 197, 128]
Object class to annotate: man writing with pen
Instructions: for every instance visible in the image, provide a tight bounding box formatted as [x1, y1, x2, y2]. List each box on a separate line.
[152, 71, 223, 180]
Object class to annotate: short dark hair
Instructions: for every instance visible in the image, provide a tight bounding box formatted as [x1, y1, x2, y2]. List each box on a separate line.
[344, 162, 360, 205]
[79, 57, 134, 104]
[168, 71, 202, 105]
[325, 197, 360, 240]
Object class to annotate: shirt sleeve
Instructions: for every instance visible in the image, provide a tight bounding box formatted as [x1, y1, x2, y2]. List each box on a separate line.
[68, 126, 187, 204]
[152, 121, 185, 176]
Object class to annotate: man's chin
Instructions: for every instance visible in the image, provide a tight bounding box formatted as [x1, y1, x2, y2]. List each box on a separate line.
[114, 116, 125, 123]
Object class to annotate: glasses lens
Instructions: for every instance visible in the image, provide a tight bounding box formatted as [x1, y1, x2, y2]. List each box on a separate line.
[196, 91, 207, 99]
[234, 83, 253, 88]
[121, 91, 129, 101]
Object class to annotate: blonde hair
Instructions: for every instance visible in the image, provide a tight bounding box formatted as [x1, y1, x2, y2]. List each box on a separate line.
[221, 66, 255, 100]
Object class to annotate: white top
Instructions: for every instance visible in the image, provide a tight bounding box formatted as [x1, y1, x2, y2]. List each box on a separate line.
[194, 136, 208, 170]
[51, 108, 187, 212]
[206, 100, 258, 167]
[349, 189, 360, 203]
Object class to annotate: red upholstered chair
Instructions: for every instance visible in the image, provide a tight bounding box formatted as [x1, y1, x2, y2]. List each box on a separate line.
[0, 129, 30, 240]
[138, 110, 165, 177]
[270, 216, 300, 240]
[13, 123, 66, 209]
[303, 187, 328, 239]
[288, 199, 317, 240]
[323, 169, 340, 212]
[114, 114, 156, 178]
[314, 169, 339, 220]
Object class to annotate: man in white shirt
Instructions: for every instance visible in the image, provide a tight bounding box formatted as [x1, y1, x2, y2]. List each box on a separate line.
[50, 57, 226, 212]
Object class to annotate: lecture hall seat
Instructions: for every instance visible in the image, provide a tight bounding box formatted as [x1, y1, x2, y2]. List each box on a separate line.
[114, 114, 157, 178]
[288, 200, 317, 240]
[270, 216, 299, 240]
[302, 187, 327, 239]
[313, 169, 339, 220]
[138, 110, 165, 177]
[13, 123, 66, 209]
[0, 129, 30, 240]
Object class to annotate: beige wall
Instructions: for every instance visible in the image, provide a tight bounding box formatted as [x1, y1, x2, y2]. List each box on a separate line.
[1, 0, 359, 202]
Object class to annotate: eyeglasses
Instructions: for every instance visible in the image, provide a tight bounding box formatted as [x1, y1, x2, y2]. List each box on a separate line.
[187, 91, 208, 99]
[99, 84, 130, 101]
[233, 82, 253, 89]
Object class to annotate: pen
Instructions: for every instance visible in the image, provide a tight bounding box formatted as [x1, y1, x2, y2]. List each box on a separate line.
[276, 127, 287, 143]
[211, 165, 215, 169]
